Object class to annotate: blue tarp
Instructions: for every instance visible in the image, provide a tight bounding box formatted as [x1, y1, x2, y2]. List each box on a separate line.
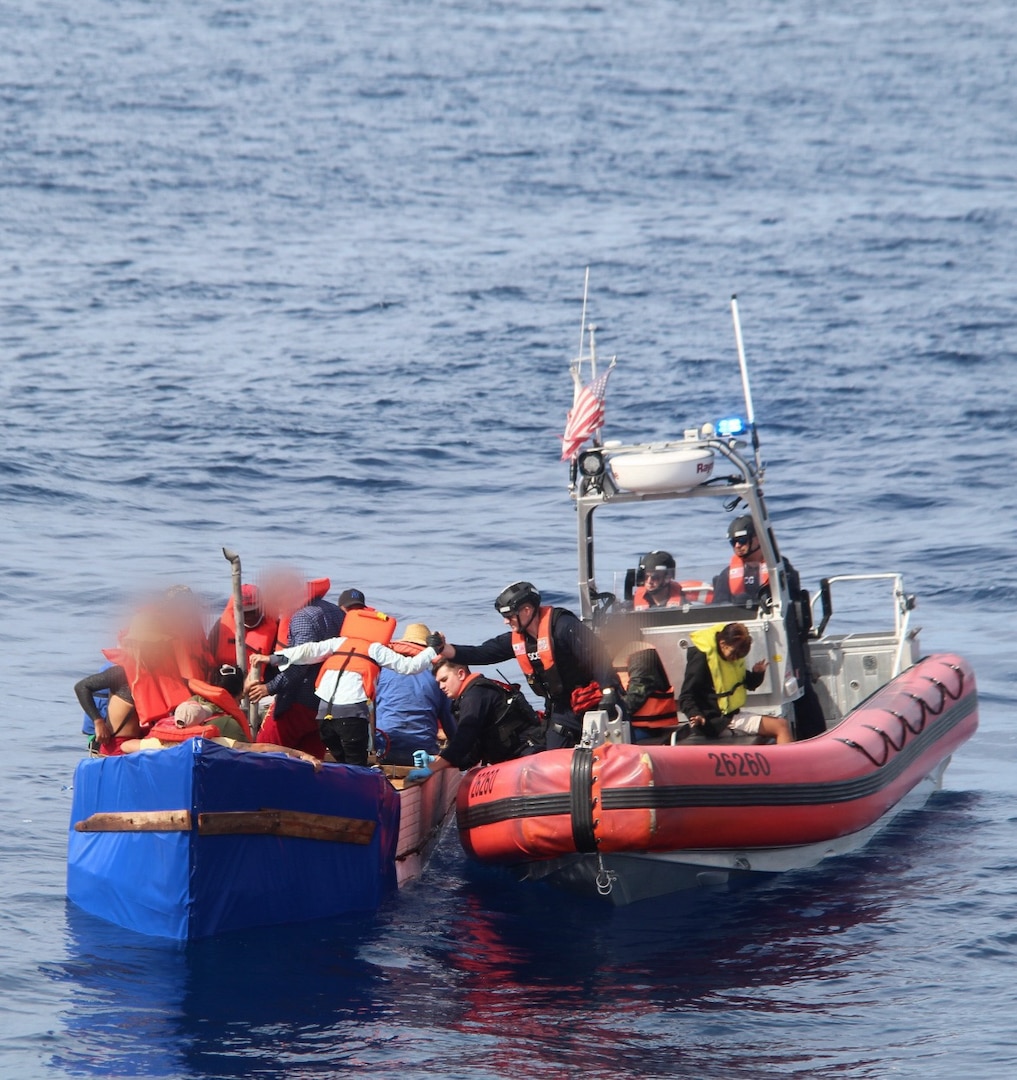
[67, 741, 401, 940]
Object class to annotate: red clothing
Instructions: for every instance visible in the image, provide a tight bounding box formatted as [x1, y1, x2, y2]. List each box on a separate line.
[256, 701, 326, 759]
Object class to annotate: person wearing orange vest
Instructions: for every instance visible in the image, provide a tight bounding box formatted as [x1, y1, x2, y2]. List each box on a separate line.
[247, 577, 343, 759]
[249, 593, 440, 766]
[711, 516, 771, 605]
[207, 584, 280, 668]
[632, 550, 686, 609]
[618, 646, 679, 742]
[441, 581, 621, 750]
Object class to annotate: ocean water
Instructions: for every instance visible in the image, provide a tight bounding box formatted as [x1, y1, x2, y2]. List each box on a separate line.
[2, 0, 1015, 1076]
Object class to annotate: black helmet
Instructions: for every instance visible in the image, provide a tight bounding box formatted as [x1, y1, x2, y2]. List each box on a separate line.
[728, 515, 756, 542]
[639, 550, 676, 574]
[494, 581, 541, 615]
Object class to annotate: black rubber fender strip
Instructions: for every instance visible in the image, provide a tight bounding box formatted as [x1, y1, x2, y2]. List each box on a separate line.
[570, 747, 598, 852]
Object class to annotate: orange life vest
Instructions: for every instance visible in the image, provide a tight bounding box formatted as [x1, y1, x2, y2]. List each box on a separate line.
[274, 577, 332, 650]
[148, 718, 222, 743]
[102, 644, 192, 726]
[211, 598, 280, 667]
[617, 668, 678, 729]
[186, 678, 254, 741]
[315, 608, 397, 703]
[633, 580, 686, 609]
[727, 556, 769, 597]
[511, 606, 555, 680]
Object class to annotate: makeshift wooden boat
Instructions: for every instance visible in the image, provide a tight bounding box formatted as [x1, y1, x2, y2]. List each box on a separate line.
[454, 295, 979, 904]
[67, 739, 460, 940]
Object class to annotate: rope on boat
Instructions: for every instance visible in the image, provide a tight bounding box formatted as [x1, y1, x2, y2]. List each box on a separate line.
[834, 666, 966, 767]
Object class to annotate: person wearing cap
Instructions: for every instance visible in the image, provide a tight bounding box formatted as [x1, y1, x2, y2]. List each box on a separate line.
[439, 581, 621, 750]
[712, 515, 770, 605]
[207, 583, 280, 669]
[633, 550, 685, 609]
[247, 578, 345, 759]
[373, 623, 456, 766]
[248, 597, 442, 766]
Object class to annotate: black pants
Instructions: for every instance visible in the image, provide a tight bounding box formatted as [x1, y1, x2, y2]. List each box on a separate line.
[546, 710, 581, 750]
[318, 704, 371, 766]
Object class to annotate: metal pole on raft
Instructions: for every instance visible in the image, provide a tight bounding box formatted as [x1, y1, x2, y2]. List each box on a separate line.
[731, 295, 762, 475]
[222, 546, 257, 733]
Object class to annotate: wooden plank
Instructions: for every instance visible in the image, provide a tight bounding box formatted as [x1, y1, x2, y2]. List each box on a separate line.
[75, 810, 192, 833]
[197, 810, 376, 846]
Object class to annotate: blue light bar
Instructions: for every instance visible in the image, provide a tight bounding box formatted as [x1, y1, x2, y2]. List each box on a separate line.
[716, 416, 747, 437]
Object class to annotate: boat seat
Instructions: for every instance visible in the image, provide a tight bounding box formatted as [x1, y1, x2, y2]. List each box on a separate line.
[671, 728, 771, 747]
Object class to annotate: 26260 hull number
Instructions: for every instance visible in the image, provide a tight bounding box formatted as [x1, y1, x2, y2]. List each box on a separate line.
[707, 751, 771, 778]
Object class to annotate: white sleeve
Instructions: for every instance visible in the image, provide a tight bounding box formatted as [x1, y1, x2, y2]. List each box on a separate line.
[275, 636, 345, 667]
[369, 642, 437, 674]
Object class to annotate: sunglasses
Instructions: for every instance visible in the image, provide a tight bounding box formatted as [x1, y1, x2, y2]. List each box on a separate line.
[730, 535, 753, 546]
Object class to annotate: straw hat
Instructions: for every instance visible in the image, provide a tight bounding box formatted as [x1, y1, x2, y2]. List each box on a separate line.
[399, 623, 431, 646]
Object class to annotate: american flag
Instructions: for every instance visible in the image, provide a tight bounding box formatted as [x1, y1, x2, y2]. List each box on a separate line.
[560, 365, 613, 461]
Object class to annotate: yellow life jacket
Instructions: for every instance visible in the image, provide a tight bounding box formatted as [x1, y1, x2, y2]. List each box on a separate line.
[690, 624, 748, 716]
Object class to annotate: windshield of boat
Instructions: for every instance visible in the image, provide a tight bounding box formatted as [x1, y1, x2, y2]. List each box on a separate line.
[588, 497, 759, 605]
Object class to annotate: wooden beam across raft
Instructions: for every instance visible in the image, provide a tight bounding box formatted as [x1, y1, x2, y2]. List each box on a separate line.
[74, 808, 377, 845]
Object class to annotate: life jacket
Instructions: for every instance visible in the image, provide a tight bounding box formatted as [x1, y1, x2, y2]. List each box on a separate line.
[727, 555, 769, 598]
[185, 678, 254, 741]
[690, 624, 748, 716]
[511, 606, 566, 700]
[275, 577, 331, 650]
[102, 644, 192, 726]
[617, 664, 678, 729]
[457, 672, 543, 766]
[680, 580, 714, 603]
[315, 608, 397, 704]
[148, 718, 222, 743]
[633, 580, 686, 609]
[211, 598, 280, 667]
[389, 639, 425, 658]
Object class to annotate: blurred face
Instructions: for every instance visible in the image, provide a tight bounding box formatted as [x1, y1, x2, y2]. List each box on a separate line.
[436, 664, 468, 699]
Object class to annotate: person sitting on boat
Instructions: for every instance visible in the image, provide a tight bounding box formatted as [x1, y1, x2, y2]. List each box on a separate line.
[633, 551, 685, 609]
[207, 583, 280, 669]
[405, 658, 545, 783]
[74, 663, 143, 754]
[711, 516, 770, 605]
[248, 599, 442, 767]
[168, 663, 253, 742]
[617, 644, 679, 743]
[373, 623, 457, 766]
[678, 621, 792, 744]
[439, 581, 622, 750]
[246, 574, 343, 760]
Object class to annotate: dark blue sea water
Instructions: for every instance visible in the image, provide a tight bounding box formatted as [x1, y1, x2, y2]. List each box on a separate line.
[2, 1, 1015, 1076]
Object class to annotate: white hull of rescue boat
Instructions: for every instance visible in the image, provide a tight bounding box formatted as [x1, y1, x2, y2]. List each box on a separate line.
[515, 760, 950, 906]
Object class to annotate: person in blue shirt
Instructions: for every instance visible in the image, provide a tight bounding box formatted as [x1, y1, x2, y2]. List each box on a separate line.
[373, 623, 456, 766]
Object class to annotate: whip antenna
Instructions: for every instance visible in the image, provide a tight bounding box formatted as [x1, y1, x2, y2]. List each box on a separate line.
[730, 295, 762, 475]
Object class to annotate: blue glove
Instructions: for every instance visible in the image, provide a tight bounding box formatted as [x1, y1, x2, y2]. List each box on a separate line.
[412, 750, 437, 768]
[405, 767, 433, 784]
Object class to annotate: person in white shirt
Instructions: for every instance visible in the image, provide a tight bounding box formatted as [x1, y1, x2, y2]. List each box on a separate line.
[249, 626, 438, 766]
